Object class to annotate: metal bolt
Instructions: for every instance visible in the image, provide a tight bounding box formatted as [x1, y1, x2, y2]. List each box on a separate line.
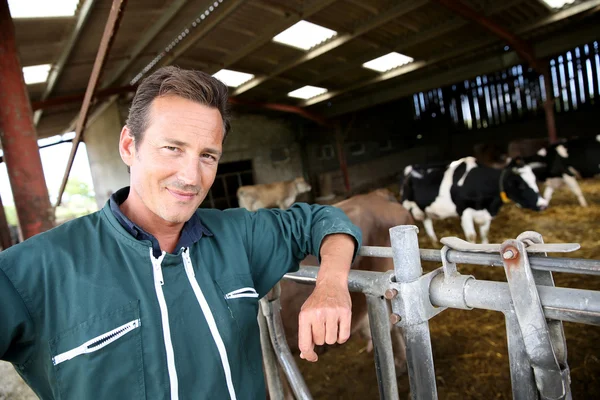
[503, 249, 515, 260]
[390, 313, 402, 325]
[384, 288, 398, 300]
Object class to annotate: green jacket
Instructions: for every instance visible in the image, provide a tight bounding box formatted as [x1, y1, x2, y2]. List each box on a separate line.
[0, 201, 361, 400]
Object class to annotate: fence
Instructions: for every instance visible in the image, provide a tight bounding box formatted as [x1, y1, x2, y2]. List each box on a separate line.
[258, 226, 600, 400]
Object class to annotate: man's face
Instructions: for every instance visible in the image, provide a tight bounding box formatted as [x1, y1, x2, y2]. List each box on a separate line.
[120, 95, 223, 225]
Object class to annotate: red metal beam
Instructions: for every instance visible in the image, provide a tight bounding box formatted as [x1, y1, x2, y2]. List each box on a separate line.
[434, 0, 540, 71]
[0, 0, 54, 239]
[31, 84, 137, 111]
[434, 0, 557, 143]
[55, 0, 128, 207]
[228, 97, 330, 126]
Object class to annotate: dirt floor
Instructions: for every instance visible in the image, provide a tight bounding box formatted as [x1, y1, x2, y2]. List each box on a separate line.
[296, 179, 600, 399]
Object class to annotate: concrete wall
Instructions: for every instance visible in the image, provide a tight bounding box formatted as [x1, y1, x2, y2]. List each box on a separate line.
[85, 101, 129, 209]
[224, 112, 304, 184]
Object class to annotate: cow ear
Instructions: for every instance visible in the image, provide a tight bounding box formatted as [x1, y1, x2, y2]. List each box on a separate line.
[512, 167, 519, 174]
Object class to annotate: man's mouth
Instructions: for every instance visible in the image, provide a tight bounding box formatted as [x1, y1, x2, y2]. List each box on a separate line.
[167, 188, 197, 201]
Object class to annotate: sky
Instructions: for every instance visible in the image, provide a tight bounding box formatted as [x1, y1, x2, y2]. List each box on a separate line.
[0, 137, 94, 206]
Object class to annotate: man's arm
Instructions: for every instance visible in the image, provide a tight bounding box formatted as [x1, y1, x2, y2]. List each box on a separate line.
[297, 233, 356, 362]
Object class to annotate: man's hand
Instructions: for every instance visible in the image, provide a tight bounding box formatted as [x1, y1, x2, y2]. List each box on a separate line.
[298, 233, 356, 362]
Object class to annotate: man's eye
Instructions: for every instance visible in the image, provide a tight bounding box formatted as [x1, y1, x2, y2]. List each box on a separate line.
[202, 153, 216, 161]
[164, 146, 179, 152]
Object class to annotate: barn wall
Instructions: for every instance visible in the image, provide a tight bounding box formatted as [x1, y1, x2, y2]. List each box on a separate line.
[225, 112, 304, 184]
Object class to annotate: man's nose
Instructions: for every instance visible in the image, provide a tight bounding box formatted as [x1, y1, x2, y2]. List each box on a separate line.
[178, 156, 200, 185]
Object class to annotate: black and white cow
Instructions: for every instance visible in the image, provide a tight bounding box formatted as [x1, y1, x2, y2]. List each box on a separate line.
[512, 135, 600, 207]
[401, 157, 548, 244]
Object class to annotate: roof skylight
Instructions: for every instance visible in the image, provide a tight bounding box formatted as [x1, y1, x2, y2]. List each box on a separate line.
[273, 21, 337, 51]
[8, 0, 79, 18]
[288, 86, 328, 100]
[540, 0, 575, 8]
[363, 52, 414, 72]
[212, 69, 255, 88]
[22, 64, 51, 85]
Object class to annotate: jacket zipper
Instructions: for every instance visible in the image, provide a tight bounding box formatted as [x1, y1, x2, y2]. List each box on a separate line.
[150, 249, 180, 400]
[224, 287, 259, 299]
[182, 248, 237, 400]
[52, 319, 140, 366]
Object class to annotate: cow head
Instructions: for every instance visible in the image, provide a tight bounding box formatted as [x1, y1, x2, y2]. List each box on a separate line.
[502, 158, 548, 211]
[294, 177, 312, 194]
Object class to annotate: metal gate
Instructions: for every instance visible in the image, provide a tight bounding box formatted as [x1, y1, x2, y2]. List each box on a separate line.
[259, 225, 600, 400]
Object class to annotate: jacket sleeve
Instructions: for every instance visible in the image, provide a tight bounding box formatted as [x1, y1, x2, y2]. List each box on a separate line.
[244, 202, 362, 298]
[0, 266, 36, 366]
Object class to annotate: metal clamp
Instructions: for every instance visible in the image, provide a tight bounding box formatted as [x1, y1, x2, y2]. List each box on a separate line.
[501, 238, 569, 400]
[389, 269, 446, 327]
[440, 236, 580, 254]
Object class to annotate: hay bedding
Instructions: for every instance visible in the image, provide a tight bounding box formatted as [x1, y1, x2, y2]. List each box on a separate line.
[297, 180, 600, 399]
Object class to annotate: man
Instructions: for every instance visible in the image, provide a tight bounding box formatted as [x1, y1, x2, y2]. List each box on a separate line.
[0, 66, 361, 400]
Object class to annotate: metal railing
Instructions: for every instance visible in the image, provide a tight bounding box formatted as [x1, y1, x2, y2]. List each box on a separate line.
[259, 226, 600, 400]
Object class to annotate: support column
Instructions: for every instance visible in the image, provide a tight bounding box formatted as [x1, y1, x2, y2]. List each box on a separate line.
[334, 123, 350, 193]
[84, 101, 130, 208]
[0, 0, 53, 239]
[542, 65, 559, 144]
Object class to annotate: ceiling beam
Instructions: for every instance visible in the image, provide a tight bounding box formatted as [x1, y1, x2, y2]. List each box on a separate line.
[232, 0, 429, 96]
[275, 0, 530, 95]
[301, 0, 600, 107]
[102, 0, 190, 88]
[434, 0, 538, 69]
[33, 0, 96, 126]
[344, 0, 378, 15]
[151, 0, 245, 72]
[322, 20, 599, 117]
[205, 0, 338, 76]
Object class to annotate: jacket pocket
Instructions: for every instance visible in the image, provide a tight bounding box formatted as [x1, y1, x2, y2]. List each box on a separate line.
[224, 287, 259, 299]
[49, 301, 145, 400]
[216, 274, 260, 373]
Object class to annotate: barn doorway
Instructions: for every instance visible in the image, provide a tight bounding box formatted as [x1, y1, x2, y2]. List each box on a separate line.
[201, 160, 254, 209]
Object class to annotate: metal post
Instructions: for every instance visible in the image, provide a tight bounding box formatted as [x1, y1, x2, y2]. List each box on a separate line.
[0, 0, 53, 239]
[389, 225, 438, 400]
[504, 311, 538, 400]
[260, 284, 312, 400]
[366, 295, 400, 400]
[257, 304, 284, 400]
[542, 66, 558, 143]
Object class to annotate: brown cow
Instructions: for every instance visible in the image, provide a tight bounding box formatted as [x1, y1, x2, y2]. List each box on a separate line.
[237, 177, 312, 211]
[279, 189, 413, 375]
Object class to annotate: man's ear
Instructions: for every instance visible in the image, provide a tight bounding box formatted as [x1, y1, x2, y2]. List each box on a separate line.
[119, 126, 135, 167]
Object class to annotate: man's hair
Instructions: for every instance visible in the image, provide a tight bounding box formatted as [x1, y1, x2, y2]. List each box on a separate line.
[126, 66, 231, 147]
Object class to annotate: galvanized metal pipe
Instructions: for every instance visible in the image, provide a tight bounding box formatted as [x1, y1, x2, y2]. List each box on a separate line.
[365, 295, 400, 400]
[257, 304, 284, 400]
[260, 297, 312, 400]
[505, 311, 539, 400]
[286, 268, 600, 327]
[359, 246, 600, 276]
[389, 225, 438, 400]
[429, 275, 600, 326]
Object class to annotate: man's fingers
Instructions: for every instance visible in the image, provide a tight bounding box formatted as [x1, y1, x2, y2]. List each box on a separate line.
[311, 318, 325, 346]
[325, 315, 339, 345]
[298, 312, 318, 362]
[338, 309, 351, 344]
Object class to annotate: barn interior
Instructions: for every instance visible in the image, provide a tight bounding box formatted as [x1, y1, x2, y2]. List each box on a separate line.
[0, 0, 599, 399]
